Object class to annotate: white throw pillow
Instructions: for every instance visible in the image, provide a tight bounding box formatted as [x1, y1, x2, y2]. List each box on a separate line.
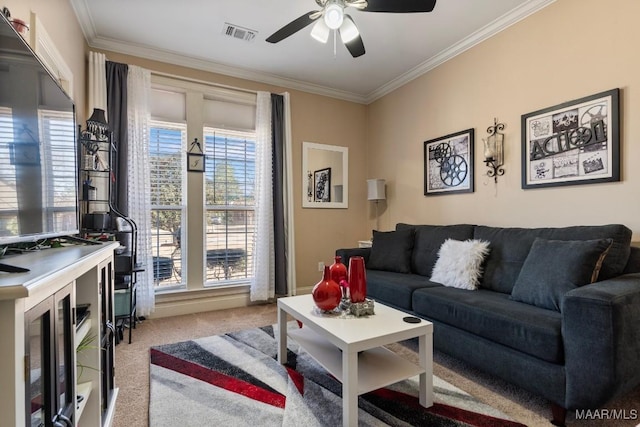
[430, 239, 491, 290]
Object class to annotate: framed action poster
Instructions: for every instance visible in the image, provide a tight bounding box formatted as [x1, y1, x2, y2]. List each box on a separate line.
[521, 88, 620, 189]
[424, 128, 474, 196]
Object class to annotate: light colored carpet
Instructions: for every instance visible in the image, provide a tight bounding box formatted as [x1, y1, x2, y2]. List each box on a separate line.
[113, 303, 640, 427]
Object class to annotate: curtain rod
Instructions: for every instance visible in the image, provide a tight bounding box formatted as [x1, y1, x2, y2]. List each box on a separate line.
[150, 70, 258, 96]
[102, 55, 276, 97]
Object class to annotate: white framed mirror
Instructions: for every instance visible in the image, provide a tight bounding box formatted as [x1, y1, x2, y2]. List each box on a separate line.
[302, 141, 348, 209]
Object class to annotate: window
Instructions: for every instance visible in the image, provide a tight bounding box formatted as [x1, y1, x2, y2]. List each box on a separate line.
[203, 128, 256, 285]
[149, 120, 186, 289]
[39, 109, 76, 232]
[0, 107, 17, 235]
[149, 76, 257, 295]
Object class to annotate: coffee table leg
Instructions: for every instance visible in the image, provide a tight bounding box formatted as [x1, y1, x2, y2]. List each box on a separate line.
[277, 305, 287, 364]
[342, 349, 358, 427]
[419, 332, 434, 407]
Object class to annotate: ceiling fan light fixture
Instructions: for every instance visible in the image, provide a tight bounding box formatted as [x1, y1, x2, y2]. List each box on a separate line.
[324, 3, 344, 30]
[310, 19, 330, 43]
[339, 16, 359, 43]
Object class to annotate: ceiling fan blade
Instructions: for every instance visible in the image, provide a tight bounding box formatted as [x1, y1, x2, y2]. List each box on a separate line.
[266, 11, 320, 43]
[341, 15, 365, 58]
[363, 0, 436, 13]
[346, 0, 368, 9]
[343, 34, 365, 58]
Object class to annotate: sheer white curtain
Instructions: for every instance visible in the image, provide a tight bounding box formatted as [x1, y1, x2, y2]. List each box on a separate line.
[251, 92, 274, 301]
[87, 51, 106, 116]
[126, 65, 154, 315]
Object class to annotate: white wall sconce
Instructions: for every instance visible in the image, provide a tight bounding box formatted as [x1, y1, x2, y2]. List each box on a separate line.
[483, 118, 505, 183]
[367, 178, 386, 230]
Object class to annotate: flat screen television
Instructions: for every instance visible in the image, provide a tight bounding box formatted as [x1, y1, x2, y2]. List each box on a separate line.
[0, 14, 78, 266]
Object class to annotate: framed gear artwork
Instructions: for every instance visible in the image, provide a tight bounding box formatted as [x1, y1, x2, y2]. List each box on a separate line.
[313, 167, 331, 202]
[521, 88, 619, 189]
[424, 128, 474, 196]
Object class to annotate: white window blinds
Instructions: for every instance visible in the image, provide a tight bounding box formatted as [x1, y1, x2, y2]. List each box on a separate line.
[0, 107, 17, 234]
[203, 128, 256, 283]
[39, 109, 76, 211]
[149, 120, 186, 288]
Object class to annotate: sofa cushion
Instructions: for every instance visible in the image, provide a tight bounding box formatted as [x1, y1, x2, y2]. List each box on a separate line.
[396, 224, 475, 276]
[623, 246, 640, 274]
[510, 238, 612, 311]
[367, 229, 414, 273]
[474, 224, 632, 294]
[365, 270, 439, 311]
[412, 287, 564, 363]
[430, 239, 490, 290]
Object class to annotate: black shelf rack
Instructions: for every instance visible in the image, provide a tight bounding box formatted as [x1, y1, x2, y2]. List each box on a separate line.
[78, 127, 141, 344]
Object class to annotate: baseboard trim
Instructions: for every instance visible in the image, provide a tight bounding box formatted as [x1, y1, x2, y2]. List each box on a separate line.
[150, 286, 312, 319]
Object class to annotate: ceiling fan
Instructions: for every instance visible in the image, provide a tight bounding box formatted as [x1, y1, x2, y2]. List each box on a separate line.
[265, 0, 437, 58]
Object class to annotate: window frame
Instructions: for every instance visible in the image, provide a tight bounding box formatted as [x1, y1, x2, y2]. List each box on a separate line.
[203, 128, 256, 287]
[148, 119, 187, 291]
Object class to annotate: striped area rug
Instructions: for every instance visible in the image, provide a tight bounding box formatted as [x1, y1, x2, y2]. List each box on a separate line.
[149, 324, 525, 427]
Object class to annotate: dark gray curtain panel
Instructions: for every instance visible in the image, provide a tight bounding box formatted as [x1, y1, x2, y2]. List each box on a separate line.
[106, 61, 129, 214]
[271, 94, 287, 296]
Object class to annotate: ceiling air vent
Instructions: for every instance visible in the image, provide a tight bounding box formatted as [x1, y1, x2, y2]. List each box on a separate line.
[222, 23, 257, 42]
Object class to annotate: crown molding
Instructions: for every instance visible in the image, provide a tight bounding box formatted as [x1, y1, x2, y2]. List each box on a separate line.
[69, 0, 97, 41]
[364, 0, 556, 103]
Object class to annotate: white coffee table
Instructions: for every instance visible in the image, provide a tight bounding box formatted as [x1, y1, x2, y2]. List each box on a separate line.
[277, 295, 434, 427]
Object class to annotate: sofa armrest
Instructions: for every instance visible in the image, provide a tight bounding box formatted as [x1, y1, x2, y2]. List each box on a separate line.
[335, 247, 370, 268]
[562, 273, 640, 409]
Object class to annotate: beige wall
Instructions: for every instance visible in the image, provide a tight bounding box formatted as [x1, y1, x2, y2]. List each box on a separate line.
[290, 91, 367, 288]
[367, 0, 640, 239]
[4, 0, 88, 121]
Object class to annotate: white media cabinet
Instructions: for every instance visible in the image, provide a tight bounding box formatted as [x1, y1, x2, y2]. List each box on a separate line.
[0, 242, 119, 426]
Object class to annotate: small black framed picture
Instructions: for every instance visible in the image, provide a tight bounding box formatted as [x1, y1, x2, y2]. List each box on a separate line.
[424, 128, 474, 196]
[314, 167, 331, 202]
[187, 153, 205, 172]
[10, 143, 40, 165]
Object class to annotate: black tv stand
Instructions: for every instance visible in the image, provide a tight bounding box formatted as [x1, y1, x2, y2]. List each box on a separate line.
[0, 263, 29, 273]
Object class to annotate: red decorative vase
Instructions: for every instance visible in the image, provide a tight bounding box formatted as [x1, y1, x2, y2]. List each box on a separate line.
[312, 266, 342, 312]
[330, 255, 348, 284]
[348, 256, 367, 303]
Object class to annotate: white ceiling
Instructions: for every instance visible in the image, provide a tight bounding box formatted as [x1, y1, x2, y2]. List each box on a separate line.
[70, 0, 554, 104]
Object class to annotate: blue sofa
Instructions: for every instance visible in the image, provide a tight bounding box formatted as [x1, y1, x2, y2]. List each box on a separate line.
[337, 223, 640, 426]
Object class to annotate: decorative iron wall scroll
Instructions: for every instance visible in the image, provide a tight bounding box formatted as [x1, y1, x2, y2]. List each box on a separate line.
[424, 128, 474, 196]
[521, 88, 620, 189]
